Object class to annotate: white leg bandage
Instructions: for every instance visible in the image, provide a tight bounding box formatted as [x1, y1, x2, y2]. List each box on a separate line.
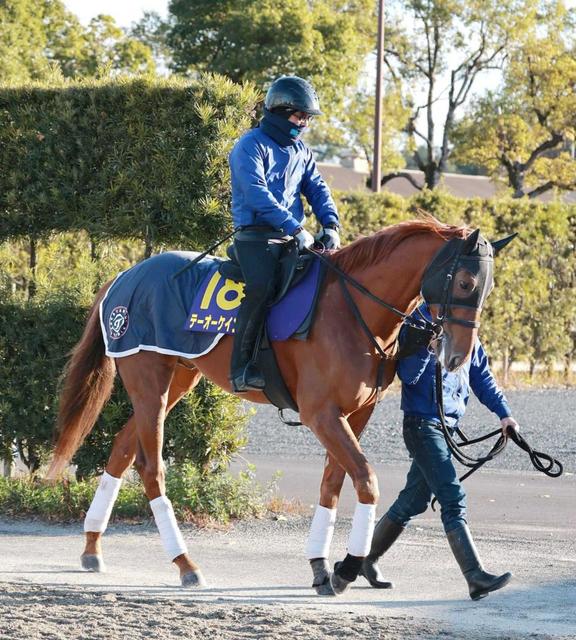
[84, 471, 123, 533]
[150, 495, 188, 561]
[347, 502, 376, 557]
[305, 505, 337, 559]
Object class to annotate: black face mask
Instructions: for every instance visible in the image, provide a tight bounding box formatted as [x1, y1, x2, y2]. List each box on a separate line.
[421, 231, 495, 313]
[260, 108, 306, 147]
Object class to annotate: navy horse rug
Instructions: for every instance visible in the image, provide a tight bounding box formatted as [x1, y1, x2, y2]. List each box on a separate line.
[100, 251, 322, 360]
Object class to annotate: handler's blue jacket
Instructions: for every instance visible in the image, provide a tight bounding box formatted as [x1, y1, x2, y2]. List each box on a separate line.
[398, 305, 511, 427]
[229, 127, 339, 235]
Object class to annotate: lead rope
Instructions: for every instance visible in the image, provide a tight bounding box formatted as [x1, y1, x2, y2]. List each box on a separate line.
[431, 359, 563, 510]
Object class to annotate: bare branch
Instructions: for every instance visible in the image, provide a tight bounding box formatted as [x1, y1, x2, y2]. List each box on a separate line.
[380, 171, 424, 190]
[523, 133, 564, 171]
[526, 181, 555, 198]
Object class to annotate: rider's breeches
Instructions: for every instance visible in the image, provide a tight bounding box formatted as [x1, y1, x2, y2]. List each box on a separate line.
[386, 416, 467, 533]
[231, 236, 279, 369]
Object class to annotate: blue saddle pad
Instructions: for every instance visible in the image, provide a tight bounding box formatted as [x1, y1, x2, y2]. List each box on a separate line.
[185, 257, 321, 341]
[100, 251, 321, 359]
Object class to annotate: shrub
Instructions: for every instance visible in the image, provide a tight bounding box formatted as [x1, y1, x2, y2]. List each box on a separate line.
[0, 463, 271, 524]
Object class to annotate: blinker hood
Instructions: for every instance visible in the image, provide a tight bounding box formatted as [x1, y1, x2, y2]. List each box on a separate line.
[421, 232, 495, 311]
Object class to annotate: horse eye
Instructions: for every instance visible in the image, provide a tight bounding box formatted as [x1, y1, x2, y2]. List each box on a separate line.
[459, 280, 470, 290]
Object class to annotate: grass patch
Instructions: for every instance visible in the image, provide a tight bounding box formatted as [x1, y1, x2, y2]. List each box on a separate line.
[0, 463, 278, 525]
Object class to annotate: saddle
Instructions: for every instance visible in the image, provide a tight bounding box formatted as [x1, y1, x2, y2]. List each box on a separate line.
[218, 240, 315, 304]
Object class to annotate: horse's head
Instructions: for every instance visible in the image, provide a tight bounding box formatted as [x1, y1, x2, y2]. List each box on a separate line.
[421, 229, 516, 372]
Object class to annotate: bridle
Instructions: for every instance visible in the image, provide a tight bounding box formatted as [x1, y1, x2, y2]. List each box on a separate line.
[430, 249, 481, 329]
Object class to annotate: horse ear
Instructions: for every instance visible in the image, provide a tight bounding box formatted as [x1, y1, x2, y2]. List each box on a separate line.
[491, 233, 518, 255]
[462, 229, 480, 253]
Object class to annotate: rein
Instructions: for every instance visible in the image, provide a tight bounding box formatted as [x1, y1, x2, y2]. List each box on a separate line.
[431, 359, 563, 509]
[307, 247, 441, 335]
[278, 247, 440, 426]
[309, 247, 442, 398]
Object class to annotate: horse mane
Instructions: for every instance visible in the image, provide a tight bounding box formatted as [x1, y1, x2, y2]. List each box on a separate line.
[332, 214, 469, 272]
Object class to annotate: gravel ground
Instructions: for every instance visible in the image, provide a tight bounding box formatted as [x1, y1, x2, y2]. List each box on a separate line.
[1, 387, 574, 640]
[1, 516, 575, 640]
[243, 388, 576, 474]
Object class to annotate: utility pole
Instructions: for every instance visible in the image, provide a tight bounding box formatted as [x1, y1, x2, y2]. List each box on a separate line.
[372, 0, 385, 193]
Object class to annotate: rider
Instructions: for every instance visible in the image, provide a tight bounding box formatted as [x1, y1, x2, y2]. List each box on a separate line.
[362, 302, 520, 600]
[228, 75, 340, 393]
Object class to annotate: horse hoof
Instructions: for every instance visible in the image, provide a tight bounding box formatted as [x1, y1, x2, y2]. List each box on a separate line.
[81, 554, 105, 573]
[314, 576, 336, 596]
[310, 558, 336, 596]
[330, 571, 352, 595]
[181, 570, 207, 588]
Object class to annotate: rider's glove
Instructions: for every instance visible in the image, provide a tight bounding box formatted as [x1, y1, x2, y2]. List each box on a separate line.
[293, 227, 315, 251]
[314, 223, 341, 250]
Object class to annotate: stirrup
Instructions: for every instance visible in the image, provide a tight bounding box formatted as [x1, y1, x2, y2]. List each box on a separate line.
[230, 364, 265, 392]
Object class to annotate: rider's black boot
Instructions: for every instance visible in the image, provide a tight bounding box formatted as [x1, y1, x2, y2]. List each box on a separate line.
[446, 524, 512, 600]
[230, 299, 266, 393]
[360, 514, 404, 589]
[230, 361, 265, 393]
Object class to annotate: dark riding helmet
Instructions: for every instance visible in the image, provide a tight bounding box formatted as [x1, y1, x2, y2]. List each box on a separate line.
[264, 76, 322, 116]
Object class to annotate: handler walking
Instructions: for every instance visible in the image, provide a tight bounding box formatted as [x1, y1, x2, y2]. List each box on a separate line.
[363, 303, 519, 600]
[228, 75, 340, 393]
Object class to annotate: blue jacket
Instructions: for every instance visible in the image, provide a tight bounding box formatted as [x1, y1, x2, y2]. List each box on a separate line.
[397, 307, 511, 427]
[229, 127, 339, 234]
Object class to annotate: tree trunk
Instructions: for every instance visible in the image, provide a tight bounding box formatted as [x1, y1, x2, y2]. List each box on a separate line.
[1, 456, 12, 478]
[28, 237, 37, 299]
[144, 226, 154, 259]
[502, 346, 510, 387]
[90, 237, 100, 261]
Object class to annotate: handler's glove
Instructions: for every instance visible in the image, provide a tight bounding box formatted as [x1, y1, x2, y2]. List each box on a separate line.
[501, 416, 519, 437]
[314, 223, 341, 250]
[293, 227, 314, 251]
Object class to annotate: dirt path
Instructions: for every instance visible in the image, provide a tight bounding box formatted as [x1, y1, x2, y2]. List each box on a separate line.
[1, 465, 575, 640]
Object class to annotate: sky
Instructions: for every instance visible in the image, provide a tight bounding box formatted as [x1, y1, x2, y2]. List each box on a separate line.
[64, 0, 576, 29]
[63, 0, 169, 28]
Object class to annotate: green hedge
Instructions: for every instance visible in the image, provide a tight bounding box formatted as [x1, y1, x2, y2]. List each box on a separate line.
[0, 289, 249, 479]
[0, 74, 258, 251]
[335, 191, 575, 375]
[0, 463, 268, 524]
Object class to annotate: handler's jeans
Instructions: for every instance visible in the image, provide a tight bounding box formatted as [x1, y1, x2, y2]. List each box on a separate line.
[386, 415, 467, 533]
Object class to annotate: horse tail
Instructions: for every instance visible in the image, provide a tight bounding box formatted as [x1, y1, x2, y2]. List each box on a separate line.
[46, 281, 116, 479]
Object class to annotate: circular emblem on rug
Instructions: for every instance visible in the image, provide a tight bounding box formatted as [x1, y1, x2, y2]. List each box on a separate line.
[108, 306, 129, 340]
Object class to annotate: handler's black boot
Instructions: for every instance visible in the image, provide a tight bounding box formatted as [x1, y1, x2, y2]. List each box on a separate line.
[360, 514, 404, 589]
[446, 524, 512, 601]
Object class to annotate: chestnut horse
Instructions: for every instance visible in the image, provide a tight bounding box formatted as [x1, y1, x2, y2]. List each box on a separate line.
[47, 217, 505, 594]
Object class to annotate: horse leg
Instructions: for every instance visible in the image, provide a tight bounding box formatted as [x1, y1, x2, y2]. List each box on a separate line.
[81, 362, 204, 573]
[118, 353, 207, 586]
[301, 403, 378, 595]
[153, 363, 205, 586]
[84, 355, 205, 586]
[306, 453, 343, 595]
[81, 415, 137, 572]
[305, 405, 375, 595]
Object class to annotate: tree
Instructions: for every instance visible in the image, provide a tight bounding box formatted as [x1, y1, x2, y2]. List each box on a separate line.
[0, 0, 155, 82]
[77, 15, 155, 77]
[380, 0, 538, 190]
[452, 5, 576, 198]
[166, 0, 376, 113]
